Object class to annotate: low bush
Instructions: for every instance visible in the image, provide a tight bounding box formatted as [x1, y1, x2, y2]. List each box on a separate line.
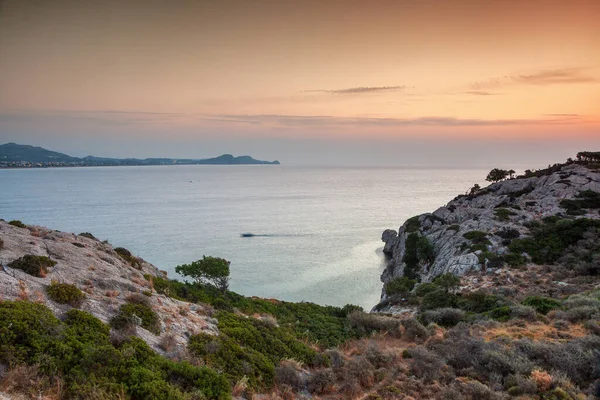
[145, 275, 361, 347]
[78, 232, 96, 240]
[463, 230, 491, 244]
[347, 311, 401, 336]
[510, 305, 537, 321]
[402, 319, 429, 342]
[384, 276, 416, 297]
[494, 208, 517, 221]
[8, 255, 56, 277]
[307, 368, 336, 394]
[110, 303, 160, 334]
[0, 301, 230, 399]
[8, 220, 26, 228]
[521, 296, 561, 315]
[421, 307, 465, 327]
[275, 360, 302, 391]
[114, 247, 142, 269]
[405, 216, 421, 233]
[46, 282, 85, 306]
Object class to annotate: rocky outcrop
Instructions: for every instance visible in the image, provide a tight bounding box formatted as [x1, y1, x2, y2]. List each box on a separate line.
[377, 163, 600, 308]
[0, 221, 218, 354]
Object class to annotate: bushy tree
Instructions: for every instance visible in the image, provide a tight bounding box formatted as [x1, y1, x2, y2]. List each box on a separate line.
[486, 168, 510, 183]
[175, 256, 230, 292]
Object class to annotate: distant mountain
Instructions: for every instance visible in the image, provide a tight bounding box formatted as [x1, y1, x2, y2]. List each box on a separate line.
[0, 143, 280, 167]
[0, 142, 79, 163]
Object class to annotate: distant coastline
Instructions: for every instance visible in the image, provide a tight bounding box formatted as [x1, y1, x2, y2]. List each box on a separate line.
[0, 142, 280, 169]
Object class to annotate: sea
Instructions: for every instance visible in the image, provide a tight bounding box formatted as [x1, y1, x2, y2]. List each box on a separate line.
[0, 165, 487, 310]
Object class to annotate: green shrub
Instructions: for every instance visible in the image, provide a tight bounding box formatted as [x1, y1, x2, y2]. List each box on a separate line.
[46, 282, 85, 306]
[189, 331, 274, 389]
[521, 296, 561, 315]
[114, 247, 142, 269]
[509, 218, 600, 265]
[111, 303, 160, 334]
[403, 233, 434, 279]
[421, 289, 457, 310]
[494, 208, 517, 221]
[145, 275, 360, 347]
[463, 231, 490, 245]
[447, 224, 460, 231]
[0, 300, 62, 366]
[78, 232, 97, 240]
[8, 255, 56, 277]
[420, 308, 465, 327]
[0, 301, 229, 399]
[455, 291, 511, 313]
[415, 282, 438, 297]
[8, 220, 26, 228]
[385, 277, 416, 296]
[405, 216, 421, 233]
[347, 311, 401, 336]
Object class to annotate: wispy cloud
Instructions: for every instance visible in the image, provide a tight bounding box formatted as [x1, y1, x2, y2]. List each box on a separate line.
[472, 67, 598, 90]
[304, 85, 406, 94]
[204, 114, 583, 128]
[1, 109, 586, 130]
[465, 91, 501, 96]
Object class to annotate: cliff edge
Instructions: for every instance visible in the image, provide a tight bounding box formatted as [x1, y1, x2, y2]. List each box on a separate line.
[377, 161, 600, 312]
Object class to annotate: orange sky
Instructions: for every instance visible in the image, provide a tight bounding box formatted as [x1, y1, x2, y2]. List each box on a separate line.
[0, 0, 598, 164]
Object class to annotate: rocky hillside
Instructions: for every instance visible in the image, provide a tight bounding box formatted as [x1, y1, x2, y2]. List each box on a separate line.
[0, 221, 218, 353]
[378, 161, 600, 312]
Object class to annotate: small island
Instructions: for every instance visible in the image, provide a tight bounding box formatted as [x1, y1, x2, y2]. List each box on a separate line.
[0, 142, 280, 168]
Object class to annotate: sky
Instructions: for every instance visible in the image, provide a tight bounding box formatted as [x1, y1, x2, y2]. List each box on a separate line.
[0, 0, 599, 166]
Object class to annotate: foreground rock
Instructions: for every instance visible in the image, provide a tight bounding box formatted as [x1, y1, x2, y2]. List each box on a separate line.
[0, 221, 218, 354]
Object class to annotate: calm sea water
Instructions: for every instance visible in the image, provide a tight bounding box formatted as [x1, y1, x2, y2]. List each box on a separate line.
[0, 166, 486, 309]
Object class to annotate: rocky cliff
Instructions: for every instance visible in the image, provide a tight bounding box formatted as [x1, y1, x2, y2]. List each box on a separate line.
[378, 162, 600, 309]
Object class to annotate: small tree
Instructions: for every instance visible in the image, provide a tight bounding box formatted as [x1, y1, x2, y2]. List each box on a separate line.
[175, 256, 230, 292]
[468, 183, 481, 196]
[486, 168, 510, 183]
[508, 169, 516, 179]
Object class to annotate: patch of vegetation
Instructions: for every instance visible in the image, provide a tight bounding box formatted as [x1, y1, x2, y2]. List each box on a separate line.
[146, 275, 361, 347]
[0, 301, 230, 399]
[405, 216, 421, 233]
[78, 232, 96, 240]
[384, 276, 416, 297]
[463, 231, 490, 245]
[114, 247, 142, 269]
[509, 217, 600, 267]
[189, 310, 321, 390]
[8, 255, 56, 277]
[402, 233, 434, 279]
[559, 190, 600, 215]
[494, 207, 517, 221]
[447, 224, 460, 231]
[46, 282, 85, 306]
[111, 302, 160, 335]
[8, 220, 26, 228]
[521, 296, 561, 315]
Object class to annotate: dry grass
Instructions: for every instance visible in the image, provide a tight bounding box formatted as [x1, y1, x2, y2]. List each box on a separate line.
[0, 364, 63, 400]
[105, 290, 120, 298]
[17, 280, 28, 301]
[481, 321, 587, 342]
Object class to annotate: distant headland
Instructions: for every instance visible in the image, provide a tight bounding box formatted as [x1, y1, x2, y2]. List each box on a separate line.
[0, 142, 280, 168]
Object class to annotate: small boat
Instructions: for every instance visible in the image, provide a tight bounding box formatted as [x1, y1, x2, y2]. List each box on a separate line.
[240, 233, 255, 237]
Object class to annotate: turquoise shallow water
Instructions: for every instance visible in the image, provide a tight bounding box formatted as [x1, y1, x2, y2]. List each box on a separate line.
[0, 165, 486, 309]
